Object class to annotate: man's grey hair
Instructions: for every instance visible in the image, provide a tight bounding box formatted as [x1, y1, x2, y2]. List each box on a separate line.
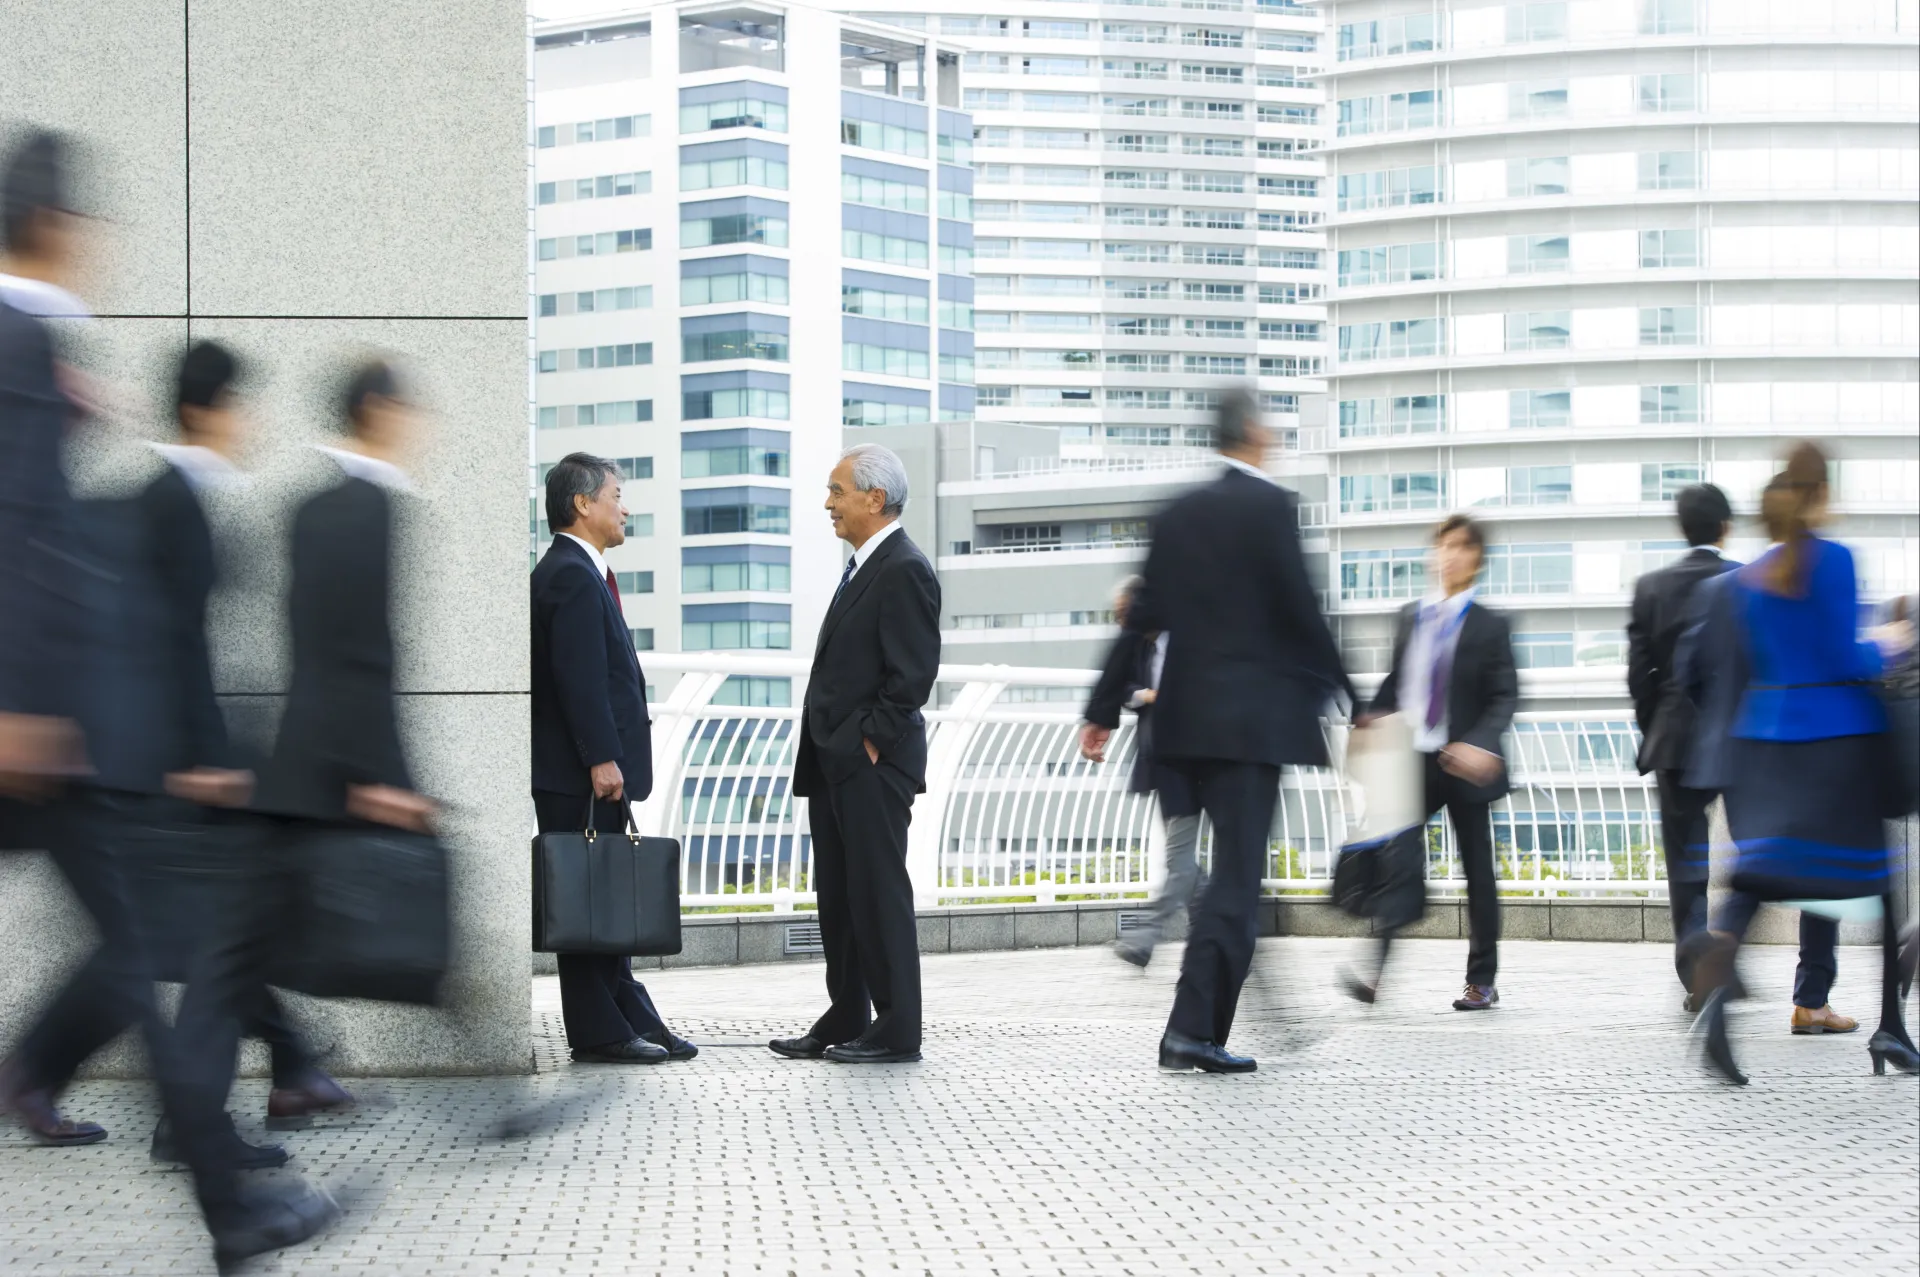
[842, 443, 909, 517]
[545, 451, 621, 532]
[1111, 574, 1144, 610]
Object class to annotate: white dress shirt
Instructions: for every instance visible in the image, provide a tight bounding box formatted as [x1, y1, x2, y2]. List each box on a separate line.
[1126, 632, 1171, 710]
[0, 273, 90, 320]
[1219, 454, 1273, 484]
[150, 442, 242, 494]
[559, 532, 609, 580]
[1402, 587, 1475, 754]
[315, 444, 414, 494]
[848, 518, 903, 578]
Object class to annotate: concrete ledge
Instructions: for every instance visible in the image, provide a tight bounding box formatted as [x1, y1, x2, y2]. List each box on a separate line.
[531, 895, 1867, 973]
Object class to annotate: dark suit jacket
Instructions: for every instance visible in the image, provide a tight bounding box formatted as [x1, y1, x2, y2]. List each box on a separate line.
[1109, 467, 1351, 769]
[530, 535, 652, 800]
[0, 300, 86, 722]
[1370, 599, 1518, 803]
[88, 466, 236, 793]
[1674, 570, 1747, 792]
[1627, 547, 1736, 774]
[793, 527, 940, 796]
[254, 474, 413, 820]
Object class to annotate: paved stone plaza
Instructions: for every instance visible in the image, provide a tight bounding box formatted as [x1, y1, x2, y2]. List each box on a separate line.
[2, 937, 1916, 1276]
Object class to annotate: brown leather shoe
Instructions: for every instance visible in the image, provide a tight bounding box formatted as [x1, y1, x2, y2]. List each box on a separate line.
[1452, 984, 1499, 1011]
[0, 1060, 106, 1146]
[1790, 1004, 1859, 1035]
[266, 1069, 355, 1130]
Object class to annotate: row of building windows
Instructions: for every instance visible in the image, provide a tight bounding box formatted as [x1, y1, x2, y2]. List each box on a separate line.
[536, 172, 651, 204]
[975, 240, 1321, 269]
[536, 115, 651, 148]
[949, 610, 1117, 630]
[537, 343, 653, 373]
[683, 268, 788, 306]
[537, 286, 652, 317]
[975, 384, 1309, 411]
[536, 400, 654, 428]
[1338, 383, 1920, 438]
[1338, 305, 1920, 363]
[977, 314, 1322, 339]
[537, 229, 651, 260]
[681, 95, 788, 134]
[974, 278, 1321, 306]
[969, 161, 1320, 190]
[976, 349, 1321, 376]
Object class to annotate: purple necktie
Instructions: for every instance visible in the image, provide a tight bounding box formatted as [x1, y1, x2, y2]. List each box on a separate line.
[1425, 606, 1451, 730]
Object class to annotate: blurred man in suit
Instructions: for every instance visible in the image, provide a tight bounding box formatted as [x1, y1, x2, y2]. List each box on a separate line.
[1362, 515, 1517, 1012]
[0, 128, 339, 1271]
[531, 452, 691, 1064]
[1083, 392, 1352, 1073]
[771, 444, 940, 1065]
[1628, 484, 1738, 1006]
[1082, 575, 1201, 967]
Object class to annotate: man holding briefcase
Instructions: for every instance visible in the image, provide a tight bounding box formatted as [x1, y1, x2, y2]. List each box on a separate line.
[531, 453, 693, 1065]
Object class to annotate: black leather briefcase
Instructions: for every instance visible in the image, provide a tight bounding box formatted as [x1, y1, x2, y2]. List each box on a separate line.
[276, 826, 450, 1006]
[532, 803, 682, 956]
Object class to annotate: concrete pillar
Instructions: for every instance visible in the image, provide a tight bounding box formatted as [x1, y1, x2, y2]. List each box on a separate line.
[0, 1, 531, 1075]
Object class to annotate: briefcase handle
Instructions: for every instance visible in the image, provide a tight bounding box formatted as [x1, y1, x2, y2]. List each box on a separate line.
[581, 793, 639, 843]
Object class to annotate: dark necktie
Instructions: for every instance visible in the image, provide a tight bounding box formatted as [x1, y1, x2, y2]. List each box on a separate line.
[831, 555, 856, 606]
[604, 567, 624, 619]
[1425, 605, 1451, 730]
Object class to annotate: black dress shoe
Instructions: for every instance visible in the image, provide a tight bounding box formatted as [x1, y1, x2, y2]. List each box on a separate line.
[823, 1039, 921, 1064]
[211, 1181, 341, 1275]
[1692, 989, 1748, 1086]
[570, 1036, 669, 1064]
[1158, 1032, 1256, 1074]
[151, 1119, 289, 1171]
[643, 1033, 699, 1061]
[1337, 964, 1378, 1005]
[768, 1034, 829, 1059]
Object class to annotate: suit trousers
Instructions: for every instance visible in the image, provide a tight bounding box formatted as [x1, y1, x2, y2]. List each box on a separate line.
[17, 797, 314, 1092]
[1129, 812, 1204, 952]
[2, 793, 243, 1224]
[808, 756, 921, 1052]
[531, 791, 671, 1050]
[1655, 770, 1715, 990]
[1422, 755, 1501, 988]
[1166, 761, 1280, 1046]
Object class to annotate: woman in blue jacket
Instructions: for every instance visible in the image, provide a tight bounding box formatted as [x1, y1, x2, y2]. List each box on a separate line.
[1688, 442, 1918, 1083]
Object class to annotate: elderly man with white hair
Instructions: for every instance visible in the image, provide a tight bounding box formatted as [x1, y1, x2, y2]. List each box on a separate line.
[771, 444, 941, 1064]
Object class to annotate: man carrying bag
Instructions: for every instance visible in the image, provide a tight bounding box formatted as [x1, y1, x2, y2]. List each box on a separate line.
[530, 453, 690, 1065]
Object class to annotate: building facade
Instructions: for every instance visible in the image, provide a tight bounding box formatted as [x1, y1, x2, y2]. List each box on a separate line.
[533, 2, 973, 704]
[1320, 0, 1920, 679]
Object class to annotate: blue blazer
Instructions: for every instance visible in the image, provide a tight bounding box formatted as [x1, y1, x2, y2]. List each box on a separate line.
[530, 536, 652, 800]
[1731, 537, 1884, 742]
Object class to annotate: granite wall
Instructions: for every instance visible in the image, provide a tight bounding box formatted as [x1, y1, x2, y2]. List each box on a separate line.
[0, 0, 531, 1075]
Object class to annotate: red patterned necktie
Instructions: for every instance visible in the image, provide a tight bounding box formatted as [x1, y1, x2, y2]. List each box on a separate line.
[604, 567, 624, 618]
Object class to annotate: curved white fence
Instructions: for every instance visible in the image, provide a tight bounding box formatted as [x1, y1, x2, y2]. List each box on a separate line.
[630, 655, 1674, 912]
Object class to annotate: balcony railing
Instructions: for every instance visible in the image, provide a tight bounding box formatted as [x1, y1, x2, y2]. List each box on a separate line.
[631, 656, 1681, 913]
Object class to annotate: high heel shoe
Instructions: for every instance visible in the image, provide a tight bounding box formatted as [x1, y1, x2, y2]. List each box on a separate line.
[1692, 989, 1748, 1086]
[1867, 1030, 1920, 1076]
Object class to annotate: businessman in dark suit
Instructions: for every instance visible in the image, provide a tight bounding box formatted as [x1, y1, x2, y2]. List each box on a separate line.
[1083, 391, 1353, 1073]
[1628, 484, 1737, 1003]
[771, 444, 940, 1065]
[531, 452, 690, 1064]
[1363, 514, 1518, 1012]
[0, 130, 339, 1268]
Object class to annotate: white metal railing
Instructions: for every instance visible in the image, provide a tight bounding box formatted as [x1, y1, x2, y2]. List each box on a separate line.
[631, 655, 1682, 912]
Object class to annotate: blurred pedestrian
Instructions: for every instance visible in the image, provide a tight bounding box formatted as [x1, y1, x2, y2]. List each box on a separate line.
[1350, 515, 1516, 1011]
[1626, 484, 1739, 1008]
[1081, 575, 1202, 967]
[0, 128, 339, 1271]
[772, 444, 940, 1065]
[1085, 391, 1352, 1073]
[530, 452, 692, 1064]
[1685, 442, 1919, 1083]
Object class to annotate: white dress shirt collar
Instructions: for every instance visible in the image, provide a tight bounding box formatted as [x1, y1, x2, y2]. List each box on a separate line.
[1420, 586, 1476, 622]
[1219, 455, 1272, 484]
[851, 518, 903, 573]
[559, 533, 609, 580]
[150, 442, 243, 494]
[315, 444, 414, 493]
[0, 273, 91, 321]
[1697, 544, 1725, 558]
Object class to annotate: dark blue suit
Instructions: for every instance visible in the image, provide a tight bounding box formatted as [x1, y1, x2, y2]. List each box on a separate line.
[530, 534, 669, 1050]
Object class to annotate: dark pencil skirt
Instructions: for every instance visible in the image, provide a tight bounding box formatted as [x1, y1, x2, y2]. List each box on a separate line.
[1724, 733, 1889, 901]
